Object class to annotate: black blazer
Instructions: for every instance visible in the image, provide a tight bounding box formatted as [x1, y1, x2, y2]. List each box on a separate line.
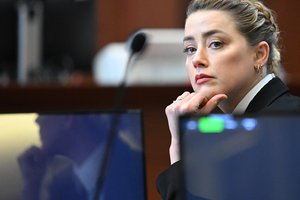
[156, 77, 300, 200]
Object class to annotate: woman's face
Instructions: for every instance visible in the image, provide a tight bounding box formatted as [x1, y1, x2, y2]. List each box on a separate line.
[184, 10, 261, 111]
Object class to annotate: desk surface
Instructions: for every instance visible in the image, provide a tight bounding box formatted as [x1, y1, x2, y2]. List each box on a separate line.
[1, 84, 300, 200]
[0, 85, 191, 200]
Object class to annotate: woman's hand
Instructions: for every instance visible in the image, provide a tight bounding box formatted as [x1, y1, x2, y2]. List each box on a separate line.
[165, 91, 227, 164]
[18, 146, 49, 187]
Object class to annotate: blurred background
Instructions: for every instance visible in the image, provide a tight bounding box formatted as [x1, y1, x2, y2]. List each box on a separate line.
[1, 0, 300, 86]
[0, 0, 300, 199]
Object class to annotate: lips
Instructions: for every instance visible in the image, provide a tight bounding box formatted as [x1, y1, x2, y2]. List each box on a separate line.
[195, 73, 213, 85]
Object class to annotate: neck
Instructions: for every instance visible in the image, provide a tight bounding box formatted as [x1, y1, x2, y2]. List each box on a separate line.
[67, 137, 99, 166]
[218, 73, 267, 113]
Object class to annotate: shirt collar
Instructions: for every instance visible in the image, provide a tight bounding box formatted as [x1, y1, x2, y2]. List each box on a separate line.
[74, 145, 104, 196]
[233, 73, 275, 114]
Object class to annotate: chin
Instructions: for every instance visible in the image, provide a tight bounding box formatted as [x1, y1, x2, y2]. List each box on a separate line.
[195, 86, 224, 98]
[193, 84, 212, 93]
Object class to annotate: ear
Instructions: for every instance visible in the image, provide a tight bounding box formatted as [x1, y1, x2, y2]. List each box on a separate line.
[255, 41, 269, 66]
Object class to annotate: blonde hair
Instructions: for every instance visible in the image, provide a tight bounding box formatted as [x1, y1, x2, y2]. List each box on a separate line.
[187, 0, 283, 77]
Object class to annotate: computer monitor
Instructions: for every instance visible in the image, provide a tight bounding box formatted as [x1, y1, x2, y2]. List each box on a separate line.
[0, 110, 147, 200]
[179, 113, 300, 200]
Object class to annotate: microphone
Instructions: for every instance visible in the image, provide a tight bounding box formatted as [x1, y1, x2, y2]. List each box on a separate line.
[93, 31, 147, 200]
[129, 32, 147, 55]
[115, 31, 147, 108]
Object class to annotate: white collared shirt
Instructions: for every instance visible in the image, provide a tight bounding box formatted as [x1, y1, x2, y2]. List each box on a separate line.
[233, 73, 275, 114]
[74, 146, 104, 200]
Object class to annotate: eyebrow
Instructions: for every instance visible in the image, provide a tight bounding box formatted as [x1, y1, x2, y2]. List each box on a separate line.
[183, 29, 227, 42]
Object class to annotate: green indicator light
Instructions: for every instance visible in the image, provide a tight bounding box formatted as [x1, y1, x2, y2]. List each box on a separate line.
[198, 116, 224, 133]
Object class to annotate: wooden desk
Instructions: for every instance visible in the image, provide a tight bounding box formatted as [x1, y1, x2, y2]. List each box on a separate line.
[1, 83, 300, 200]
[0, 85, 191, 200]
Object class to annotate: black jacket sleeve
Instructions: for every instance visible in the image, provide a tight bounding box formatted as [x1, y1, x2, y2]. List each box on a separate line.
[156, 161, 182, 200]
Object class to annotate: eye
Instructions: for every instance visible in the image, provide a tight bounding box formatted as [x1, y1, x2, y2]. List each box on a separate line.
[183, 47, 197, 55]
[209, 41, 223, 49]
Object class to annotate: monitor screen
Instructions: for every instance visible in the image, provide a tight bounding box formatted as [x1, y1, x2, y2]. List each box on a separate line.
[179, 113, 300, 200]
[0, 110, 147, 200]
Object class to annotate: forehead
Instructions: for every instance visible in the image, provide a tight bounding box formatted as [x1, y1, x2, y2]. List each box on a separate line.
[185, 10, 239, 36]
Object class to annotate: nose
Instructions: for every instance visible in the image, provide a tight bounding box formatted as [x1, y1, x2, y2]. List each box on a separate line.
[192, 47, 208, 68]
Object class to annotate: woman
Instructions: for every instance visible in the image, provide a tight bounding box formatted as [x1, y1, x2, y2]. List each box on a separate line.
[156, 0, 300, 199]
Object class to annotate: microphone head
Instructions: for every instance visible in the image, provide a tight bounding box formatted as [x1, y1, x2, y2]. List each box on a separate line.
[129, 32, 147, 54]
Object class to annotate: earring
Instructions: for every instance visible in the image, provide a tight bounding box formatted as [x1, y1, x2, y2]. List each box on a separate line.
[254, 64, 262, 72]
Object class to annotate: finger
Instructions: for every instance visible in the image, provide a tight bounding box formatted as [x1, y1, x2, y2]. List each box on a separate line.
[176, 93, 196, 105]
[170, 92, 195, 114]
[169, 94, 196, 115]
[177, 94, 208, 113]
[173, 91, 191, 102]
[198, 94, 228, 114]
[18, 146, 47, 163]
[167, 92, 195, 116]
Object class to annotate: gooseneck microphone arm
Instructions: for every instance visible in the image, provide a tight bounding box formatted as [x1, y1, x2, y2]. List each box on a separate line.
[115, 32, 147, 108]
[93, 32, 147, 200]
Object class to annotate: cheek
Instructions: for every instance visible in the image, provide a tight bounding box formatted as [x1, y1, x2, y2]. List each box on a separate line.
[209, 50, 252, 88]
[218, 48, 253, 76]
[217, 52, 256, 92]
[185, 58, 194, 77]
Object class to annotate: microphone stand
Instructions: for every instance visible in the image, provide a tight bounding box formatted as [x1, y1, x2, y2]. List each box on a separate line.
[93, 32, 146, 200]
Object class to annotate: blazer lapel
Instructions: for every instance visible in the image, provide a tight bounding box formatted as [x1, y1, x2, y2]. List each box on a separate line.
[245, 77, 289, 113]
